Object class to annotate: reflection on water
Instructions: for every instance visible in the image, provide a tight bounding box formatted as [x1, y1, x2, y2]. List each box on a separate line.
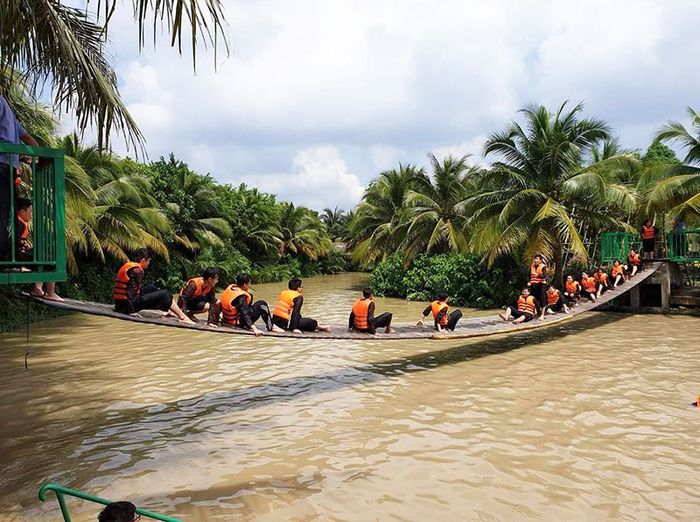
[1, 273, 699, 521]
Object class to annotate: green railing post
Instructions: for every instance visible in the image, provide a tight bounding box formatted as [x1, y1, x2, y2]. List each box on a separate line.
[55, 492, 72, 522]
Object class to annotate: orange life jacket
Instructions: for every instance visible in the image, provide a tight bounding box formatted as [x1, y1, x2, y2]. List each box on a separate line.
[517, 295, 536, 315]
[611, 264, 624, 277]
[180, 277, 212, 298]
[352, 298, 372, 330]
[114, 262, 141, 301]
[431, 301, 449, 326]
[628, 253, 640, 266]
[565, 280, 580, 294]
[530, 263, 546, 284]
[546, 289, 560, 306]
[641, 225, 655, 240]
[594, 272, 608, 285]
[220, 285, 252, 325]
[273, 290, 302, 322]
[581, 276, 597, 292]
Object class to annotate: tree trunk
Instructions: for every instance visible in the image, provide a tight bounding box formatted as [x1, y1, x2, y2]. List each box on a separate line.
[553, 242, 565, 288]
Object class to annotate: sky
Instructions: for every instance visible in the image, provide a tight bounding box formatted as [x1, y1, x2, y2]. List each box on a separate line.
[72, 0, 700, 210]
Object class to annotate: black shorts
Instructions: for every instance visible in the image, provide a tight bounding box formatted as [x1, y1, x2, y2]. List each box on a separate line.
[624, 264, 639, 274]
[511, 310, 533, 322]
[580, 289, 595, 299]
[642, 238, 655, 253]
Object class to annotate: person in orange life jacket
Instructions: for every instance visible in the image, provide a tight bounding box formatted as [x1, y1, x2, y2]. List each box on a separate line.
[593, 267, 610, 297]
[113, 248, 194, 324]
[417, 292, 462, 332]
[579, 272, 598, 302]
[15, 198, 63, 301]
[563, 275, 581, 306]
[272, 278, 331, 333]
[527, 254, 548, 308]
[499, 287, 537, 324]
[174, 267, 220, 322]
[349, 287, 395, 335]
[640, 219, 658, 260]
[212, 273, 284, 336]
[625, 249, 641, 279]
[98, 501, 139, 522]
[610, 259, 625, 288]
[538, 284, 570, 321]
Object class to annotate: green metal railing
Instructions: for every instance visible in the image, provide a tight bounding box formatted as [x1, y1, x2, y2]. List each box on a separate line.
[0, 142, 66, 284]
[39, 483, 181, 522]
[667, 229, 700, 262]
[600, 232, 641, 264]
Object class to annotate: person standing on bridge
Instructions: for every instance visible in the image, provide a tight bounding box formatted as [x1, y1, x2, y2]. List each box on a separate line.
[640, 219, 659, 260]
[528, 254, 548, 308]
[418, 292, 462, 332]
[349, 287, 395, 335]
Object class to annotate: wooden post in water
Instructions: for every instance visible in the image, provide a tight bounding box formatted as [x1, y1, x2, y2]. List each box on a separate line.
[629, 285, 641, 312]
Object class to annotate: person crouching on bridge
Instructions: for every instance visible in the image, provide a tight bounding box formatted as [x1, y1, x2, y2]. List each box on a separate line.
[579, 272, 597, 302]
[272, 278, 332, 333]
[625, 249, 641, 279]
[564, 275, 581, 306]
[173, 267, 219, 322]
[500, 287, 537, 324]
[538, 285, 570, 321]
[418, 292, 462, 332]
[611, 259, 625, 288]
[593, 267, 610, 298]
[349, 287, 396, 335]
[528, 254, 548, 308]
[114, 248, 194, 323]
[213, 274, 283, 336]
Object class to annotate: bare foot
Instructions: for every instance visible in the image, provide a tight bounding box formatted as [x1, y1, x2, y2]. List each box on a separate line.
[178, 316, 196, 325]
[317, 325, 332, 332]
[498, 313, 508, 322]
[29, 289, 44, 298]
[43, 293, 64, 302]
[162, 311, 176, 318]
[385, 327, 396, 334]
[271, 325, 285, 333]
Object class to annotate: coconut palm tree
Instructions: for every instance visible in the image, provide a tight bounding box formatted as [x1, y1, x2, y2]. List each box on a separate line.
[348, 164, 424, 266]
[321, 207, 348, 241]
[0, 0, 227, 149]
[643, 107, 700, 218]
[468, 102, 636, 284]
[401, 154, 477, 258]
[278, 203, 332, 260]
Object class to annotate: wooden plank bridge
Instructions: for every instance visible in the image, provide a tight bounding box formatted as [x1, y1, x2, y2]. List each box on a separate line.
[25, 263, 663, 341]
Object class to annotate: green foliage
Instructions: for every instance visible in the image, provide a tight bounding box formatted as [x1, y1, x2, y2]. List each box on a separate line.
[643, 139, 681, 165]
[370, 254, 524, 309]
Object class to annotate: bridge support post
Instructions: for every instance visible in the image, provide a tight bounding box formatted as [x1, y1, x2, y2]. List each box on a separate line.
[659, 264, 671, 311]
[629, 285, 640, 312]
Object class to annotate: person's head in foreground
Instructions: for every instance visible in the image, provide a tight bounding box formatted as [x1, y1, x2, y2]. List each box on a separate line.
[98, 501, 139, 522]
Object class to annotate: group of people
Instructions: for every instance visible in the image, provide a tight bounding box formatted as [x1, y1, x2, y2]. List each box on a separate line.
[113, 248, 467, 336]
[499, 250, 645, 324]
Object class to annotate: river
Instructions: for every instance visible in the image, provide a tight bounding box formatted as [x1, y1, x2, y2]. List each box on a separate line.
[1, 273, 699, 521]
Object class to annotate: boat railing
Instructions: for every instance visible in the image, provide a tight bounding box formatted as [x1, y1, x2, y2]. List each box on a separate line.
[38, 483, 181, 522]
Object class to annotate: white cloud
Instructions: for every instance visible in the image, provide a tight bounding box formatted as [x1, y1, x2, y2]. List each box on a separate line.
[74, 0, 700, 208]
[242, 145, 364, 211]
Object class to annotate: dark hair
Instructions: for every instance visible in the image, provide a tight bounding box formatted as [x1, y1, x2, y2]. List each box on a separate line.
[522, 287, 530, 292]
[202, 267, 219, 280]
[437, 292, 448, 301]
[534, 254, 543, 261]
[16, 197, 32, 212]
[134, 248, 151, 262]
[362, 287, 373, 299]
[288, 278, 302, 291]
[98, 501, 136, 522]
[613, 259, 620, 264]
[236, 273, 251, 286]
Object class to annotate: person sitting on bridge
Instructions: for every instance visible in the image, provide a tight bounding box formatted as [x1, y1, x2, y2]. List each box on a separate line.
[173, 267, 220, 322]
[611, 259, 625, 288]
[98, 501, 138, 522]
[349, 287, 395, 335]
[272, 278, 331, 333]
[640, 219, 658, 260]
[579, 272, 598, 302]
[625, 249, 641, 279]
[593, 267, 610, 297]
[15, 197, 63, 301]
[539, 284, 570, 321]
[213, 273, 283, 335]
[564, 275, 581, 306]
[528, 254, 548, 308]
[500, 287, 537, 324]
[418, 292, 462, 332]
[114, 248, 194, 324]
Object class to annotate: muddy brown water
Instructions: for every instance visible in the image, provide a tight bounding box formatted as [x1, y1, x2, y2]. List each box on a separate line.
[0, 273, 699, 521]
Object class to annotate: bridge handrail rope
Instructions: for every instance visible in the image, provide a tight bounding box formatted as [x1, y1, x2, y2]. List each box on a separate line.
[38, 483, 182, 522]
